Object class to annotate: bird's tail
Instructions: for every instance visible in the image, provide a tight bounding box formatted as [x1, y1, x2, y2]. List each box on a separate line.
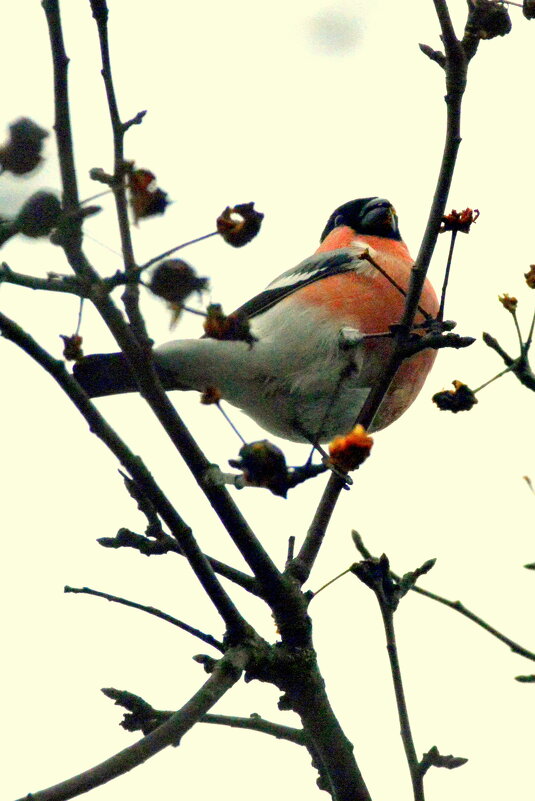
[72, 352, 179, 398]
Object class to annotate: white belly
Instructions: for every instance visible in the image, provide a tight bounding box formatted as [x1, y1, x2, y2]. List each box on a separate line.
[155, 302, 371, 443]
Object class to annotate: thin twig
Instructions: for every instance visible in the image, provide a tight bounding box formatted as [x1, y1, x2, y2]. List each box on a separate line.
[311, 567, 352, 599]
[380, 602, 424, 801]
[96, 528, 261, 596]
[0, 263, 86, 295]
[42, 0, 80, 213]
[64, 585, 224, 651]
[140, 231, 219, 273]
[216, 402, 247, 444]
[200, 712, 307, 744]
[437, 229, 456, 321]
[472, 363, 518, 393]
[45, 0, 284, 606]
[482, 332, 535, 391]
[352, 531, 535, 663]
[290, 0, 469, 587]
[89, 0, 148, 341]
[359, 250, 432, 320]
[0, 310, 251, 642]
[409, 584, 535, 662]
[525, 306, 535, 349]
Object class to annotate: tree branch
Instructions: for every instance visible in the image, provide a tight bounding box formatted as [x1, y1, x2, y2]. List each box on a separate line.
[64, 585, 224, 651]
[42, 0, 80, 213]
[290, 0, 470, 586]
[0, 263, 87, 295]
[482, 332, 535, 391]
[0, 310, 252, 642]
[352, 531, 535, 663]
[44, 0, 284, 611]
[89, 0, 148, 340]
[97, 528, 261, 597]
[16, 645, 251, 801]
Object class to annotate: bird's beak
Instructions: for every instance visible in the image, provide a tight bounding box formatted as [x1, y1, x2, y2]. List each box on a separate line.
[361, 203, 396, 230]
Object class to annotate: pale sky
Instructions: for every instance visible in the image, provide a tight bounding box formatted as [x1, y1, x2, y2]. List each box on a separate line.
[3, 2, 535, 800]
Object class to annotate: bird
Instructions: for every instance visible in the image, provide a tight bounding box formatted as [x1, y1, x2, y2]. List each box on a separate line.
[73, 197, 439, 443]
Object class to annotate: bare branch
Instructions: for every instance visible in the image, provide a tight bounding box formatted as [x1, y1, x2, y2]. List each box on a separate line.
[64, 585, 224, 651]
[97, 528, 261, 596]
[352, 532, 535, 663]
[352, 555, 424, 800]
[42, 0, 80, 214]
[89, 0, 147, 340]
[289, 0, 471, 586]
[16, 645, 251, 801]
[0, 263, 86, 295]
[0, 310, 252, 641]
[482, 332, 535, 391]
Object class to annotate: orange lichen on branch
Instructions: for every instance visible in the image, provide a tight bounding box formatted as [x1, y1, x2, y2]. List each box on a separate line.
[328, 425, 374, 472]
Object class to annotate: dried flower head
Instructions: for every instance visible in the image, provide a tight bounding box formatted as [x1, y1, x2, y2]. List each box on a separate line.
[523, 0, 535, 19]
[440, 208, 479, 234]
[149, 259, 208, 305]
[203, 304, 257, 347]
[15, 191, 62, 238]
[432, 380, 478, 413]
[0, 117, 48, 176]
[524, 265, 535, 289]
[200, 386, 222, 405]
[229, 440, 289, 497]
[498, 293, 518, 313]
[328, 425, 374, 472]
[60, 334, 84, 361]
[216, 202, 264, 247]
[467, 0, 512, 39]
[128, 168, 169, 223]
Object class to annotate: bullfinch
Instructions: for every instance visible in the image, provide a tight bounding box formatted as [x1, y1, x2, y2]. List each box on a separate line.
[73, 197, 439, 442]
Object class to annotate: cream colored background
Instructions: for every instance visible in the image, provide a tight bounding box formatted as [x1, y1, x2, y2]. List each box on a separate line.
[2, 1, 534, 799]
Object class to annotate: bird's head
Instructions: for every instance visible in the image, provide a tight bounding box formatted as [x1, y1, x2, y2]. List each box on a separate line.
[320, 197, 401, 243]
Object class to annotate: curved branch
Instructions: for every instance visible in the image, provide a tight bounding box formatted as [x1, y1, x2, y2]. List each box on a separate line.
[64, 585, 224, 651]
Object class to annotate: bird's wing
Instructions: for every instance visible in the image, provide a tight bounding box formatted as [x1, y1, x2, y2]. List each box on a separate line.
[235, 249, 358, 319]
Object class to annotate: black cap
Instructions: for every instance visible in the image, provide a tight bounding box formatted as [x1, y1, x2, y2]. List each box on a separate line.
[320, 197, 401, 242]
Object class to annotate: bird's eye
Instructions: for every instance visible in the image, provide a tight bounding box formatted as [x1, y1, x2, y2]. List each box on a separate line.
[334, 215, 344, 227]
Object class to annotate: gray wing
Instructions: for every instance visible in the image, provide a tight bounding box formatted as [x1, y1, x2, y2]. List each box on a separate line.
[235, 249, 358, 319]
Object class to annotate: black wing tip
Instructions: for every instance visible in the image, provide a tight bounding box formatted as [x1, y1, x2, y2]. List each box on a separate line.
[72, 352, 136, 398]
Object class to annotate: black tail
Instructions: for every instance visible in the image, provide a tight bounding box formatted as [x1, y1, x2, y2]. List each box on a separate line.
[72, 352, 178, 398]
